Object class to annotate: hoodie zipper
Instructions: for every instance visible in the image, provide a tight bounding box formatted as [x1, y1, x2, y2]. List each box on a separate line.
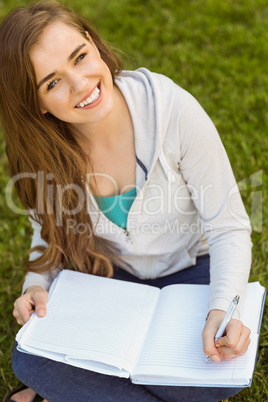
[145, 255, 153, 279]
[123, 229, 142, 257]
[124, 229, 133, 245]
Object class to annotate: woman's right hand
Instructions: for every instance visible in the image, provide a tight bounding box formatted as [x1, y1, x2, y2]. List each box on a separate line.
[13, 285, 48, 325]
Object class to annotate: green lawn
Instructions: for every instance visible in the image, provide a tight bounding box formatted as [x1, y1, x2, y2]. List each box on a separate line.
[0, 0, 267, 400]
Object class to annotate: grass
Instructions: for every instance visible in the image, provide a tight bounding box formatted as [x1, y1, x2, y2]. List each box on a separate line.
[0, 0, 267, 400]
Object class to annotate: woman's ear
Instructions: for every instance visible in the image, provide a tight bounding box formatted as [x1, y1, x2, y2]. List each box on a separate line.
[85, 31, 100, 56]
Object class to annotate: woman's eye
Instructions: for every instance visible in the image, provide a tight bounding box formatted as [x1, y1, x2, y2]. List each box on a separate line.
[47, 79, 58, 91]
[45, 53, 87, 91]
[75, 52, 87, 64]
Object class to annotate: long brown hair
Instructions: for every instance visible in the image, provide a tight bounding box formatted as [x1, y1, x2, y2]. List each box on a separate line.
[0, 1, 124, 277]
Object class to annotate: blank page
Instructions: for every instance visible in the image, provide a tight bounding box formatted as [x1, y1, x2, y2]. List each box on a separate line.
[132, 283, 265, 386]
[17, 270, 159, 376]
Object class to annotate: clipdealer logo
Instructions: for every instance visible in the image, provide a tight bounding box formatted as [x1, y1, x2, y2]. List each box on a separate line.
[5, 170, 263, 233]
[228, 171, 263, 233]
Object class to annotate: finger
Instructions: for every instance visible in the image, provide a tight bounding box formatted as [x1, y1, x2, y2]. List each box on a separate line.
[218, 326, 251, 358]
[202, 325, 223, 362]
[217, 326, 251, 359]
[32, 290, 48, 317]
[203, 332, 221, 361]
[13, 297, 34, 324]
[16, 317, 25, 326]
[13, 308, 30, 325]
[220, 338, 251, 359]
[13, 308, 25, 325]
[215, 319, 243, 348]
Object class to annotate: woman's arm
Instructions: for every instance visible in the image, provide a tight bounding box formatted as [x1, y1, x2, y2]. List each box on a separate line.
[175, 89, 252, 359]
[13, 217, 59, 325]
[22, 217, 61, 294]
[176, 94, 252, 315]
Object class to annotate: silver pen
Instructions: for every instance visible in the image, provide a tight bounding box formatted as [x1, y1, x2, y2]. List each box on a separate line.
[206, 295, 240, 362]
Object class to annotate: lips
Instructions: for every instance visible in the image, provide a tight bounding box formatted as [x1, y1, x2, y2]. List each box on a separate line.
[75, 82, 102, 109]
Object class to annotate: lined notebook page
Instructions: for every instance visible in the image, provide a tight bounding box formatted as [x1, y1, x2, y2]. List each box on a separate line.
[132, 283, 264, 385]
[17, 270, 159, 376]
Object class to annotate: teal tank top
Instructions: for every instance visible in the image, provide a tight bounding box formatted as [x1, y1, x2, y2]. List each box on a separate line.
[94, 187, 137, 229]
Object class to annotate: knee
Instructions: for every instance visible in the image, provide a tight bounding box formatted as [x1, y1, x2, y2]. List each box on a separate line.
[12, 343, 39, 385]
[12, 343, 27, 383]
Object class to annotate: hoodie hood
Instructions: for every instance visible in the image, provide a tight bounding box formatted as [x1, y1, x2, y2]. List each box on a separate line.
[115, 68, 177, 187]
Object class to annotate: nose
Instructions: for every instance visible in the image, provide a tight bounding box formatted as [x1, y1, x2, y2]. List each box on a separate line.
[68, 71, 89, 95]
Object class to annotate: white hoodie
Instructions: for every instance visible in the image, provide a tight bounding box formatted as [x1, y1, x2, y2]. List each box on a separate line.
[23, 68, 252, 316]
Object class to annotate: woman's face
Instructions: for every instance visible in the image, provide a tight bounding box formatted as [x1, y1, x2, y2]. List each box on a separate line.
[30, 22, 114, 128]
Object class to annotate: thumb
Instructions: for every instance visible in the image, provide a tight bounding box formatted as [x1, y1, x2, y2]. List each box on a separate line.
[202, 326, 221, 362]
[202, 310, 227, 363]
[32, 290, 48, 318]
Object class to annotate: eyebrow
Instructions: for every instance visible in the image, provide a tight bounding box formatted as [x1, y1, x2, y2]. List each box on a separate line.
[37, 43, 87, 89]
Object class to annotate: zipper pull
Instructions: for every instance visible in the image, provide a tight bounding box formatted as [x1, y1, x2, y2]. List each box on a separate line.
[124, 230, 133, 245]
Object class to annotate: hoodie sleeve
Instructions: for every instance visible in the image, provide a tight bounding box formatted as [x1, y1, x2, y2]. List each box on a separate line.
[176, 92, 252, 318]
[22, 217, 60, 294]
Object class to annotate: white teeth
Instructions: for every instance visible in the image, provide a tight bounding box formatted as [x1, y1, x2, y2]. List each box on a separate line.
[76, 86, 100, 108]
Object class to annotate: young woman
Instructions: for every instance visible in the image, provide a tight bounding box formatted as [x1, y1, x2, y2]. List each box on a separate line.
[0, 1, 252, 401]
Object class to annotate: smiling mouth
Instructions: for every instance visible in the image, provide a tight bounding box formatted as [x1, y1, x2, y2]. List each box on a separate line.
[75, 83, 101, 108]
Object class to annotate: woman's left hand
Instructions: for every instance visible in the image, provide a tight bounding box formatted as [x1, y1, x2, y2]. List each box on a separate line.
[202, 309, 251, 362]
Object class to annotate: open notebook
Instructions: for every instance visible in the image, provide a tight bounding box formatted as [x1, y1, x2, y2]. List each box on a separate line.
[16, 270, 266, 387]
